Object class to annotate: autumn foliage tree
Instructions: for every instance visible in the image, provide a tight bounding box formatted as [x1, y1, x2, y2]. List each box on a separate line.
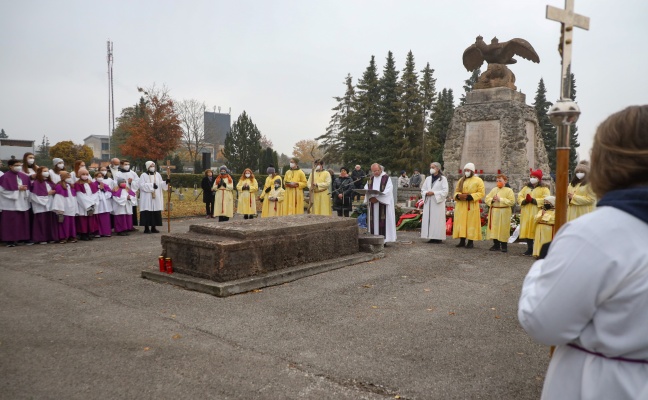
[120, 86, 183, 165]
[292, 139, 323, 166]
[49, 141, 94, 167]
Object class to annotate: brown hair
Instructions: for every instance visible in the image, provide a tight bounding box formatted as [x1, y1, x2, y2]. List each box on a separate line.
[204, 169, 213, 176]
[496, 174, 508, 181]
[35, 166, 50, 182]
[590, 105, 648, 198]
[58, 171, 71, 190]
[22, 152, 37, 174]
[74, 160, 85, 175]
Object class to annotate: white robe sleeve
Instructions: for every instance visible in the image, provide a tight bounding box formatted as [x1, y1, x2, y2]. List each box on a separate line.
[434, 177, 449, 204]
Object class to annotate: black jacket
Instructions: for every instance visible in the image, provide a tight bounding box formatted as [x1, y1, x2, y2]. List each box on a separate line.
[332, 175, 355, 210]
[350, 169, 366, 188]
[201, 176, 215, 203]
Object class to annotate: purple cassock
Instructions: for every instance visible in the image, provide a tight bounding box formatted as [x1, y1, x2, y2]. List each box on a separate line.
[31, 179, 59, 243]
[112, 187, 135, 233]
[54, 184, 77, 241]
[74, 181, 98, 234]
[0, 171, 32, 243]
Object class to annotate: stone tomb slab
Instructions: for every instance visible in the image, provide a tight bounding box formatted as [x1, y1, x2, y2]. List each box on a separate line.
[460, 120, 501, 174]
[158, 215, 360, 283]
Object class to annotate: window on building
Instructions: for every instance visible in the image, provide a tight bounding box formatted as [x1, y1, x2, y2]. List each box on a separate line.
[101, 154, 110, 161]
[101, 142, 109, 151]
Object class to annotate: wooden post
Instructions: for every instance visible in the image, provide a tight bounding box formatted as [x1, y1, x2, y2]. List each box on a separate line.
[162, 159, 176, 233]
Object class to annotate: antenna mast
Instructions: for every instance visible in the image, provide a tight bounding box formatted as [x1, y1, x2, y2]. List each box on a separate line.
[107, 40, 115, 159]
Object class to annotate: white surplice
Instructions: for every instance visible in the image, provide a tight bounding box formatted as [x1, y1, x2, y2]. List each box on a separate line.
[363, 172, 396, 243]
[518, 207, 648, 400]
[420, 175, 449, 240]
[138, 172, 168, 212]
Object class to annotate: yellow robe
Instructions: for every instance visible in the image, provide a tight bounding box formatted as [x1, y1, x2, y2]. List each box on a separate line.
[452, 176, 485, 240]
[568, 182, 596, 222]
[259, 174, 282, 218]
[212, 177, 234, 218]
[283, 169, 307, 215]
[307, 170, 332, 216]
[236, 177, 258, 216]
[485, 186, 515, 242]
[533, 208, 555, 257]
[517, 185, 550, 239]
[265, 187, 284, 217]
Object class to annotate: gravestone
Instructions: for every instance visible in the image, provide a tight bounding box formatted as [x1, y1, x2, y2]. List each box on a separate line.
[443, 87, 550, 193]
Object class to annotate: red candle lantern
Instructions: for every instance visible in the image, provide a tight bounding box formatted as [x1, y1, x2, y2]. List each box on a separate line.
[158, 256, 165, 272]
[497, 169, 501, 174]
[458, 169, 462, 174]
[165, 258, 173, 274]
[480, 169, 484, 174]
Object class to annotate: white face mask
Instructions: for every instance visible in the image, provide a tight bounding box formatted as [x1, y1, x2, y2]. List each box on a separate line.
[530, 177, 539, 185]
[96, 177, 104, 182]
[57, 163, 64, 169]
[430, 168, 436, 175]
[316, 165, 322, 171]
[123, 165, 130, 171]
[65, 178, 73, 184]
[13, 166, 22, 172]
[149, 167, 155, 172]
[245, 173, 250, 177]
[42, 172, 50, 178]
[100, 171, 107, 175]
[464, 171, 472, 178]
[575, 172, 585, 180]
[27, 158, 35, 165]
[81, 175, 89, 180]
[290, 162, 296, 168]
[274, 184, 280, 189]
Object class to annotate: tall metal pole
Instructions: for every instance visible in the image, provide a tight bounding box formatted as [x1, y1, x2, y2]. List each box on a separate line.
[107, 40, 114, 159]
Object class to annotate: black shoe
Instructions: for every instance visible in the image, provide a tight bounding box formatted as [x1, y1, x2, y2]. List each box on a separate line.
[428, 239, 442, 244]
[117, 231, 129, 236]
[465, 240, 474, 249]
[151, 228, 159, 233]
[523, 249, 533, 256]
[501, 243, 508, 253]
[456, 239, 466, 248]
[144, 227, 151, 234]
[489, 244, 500, 251]
[81, 234, 90, 241]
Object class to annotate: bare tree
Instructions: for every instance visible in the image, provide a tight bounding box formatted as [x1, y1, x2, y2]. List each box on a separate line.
[175, 98, 207, 167]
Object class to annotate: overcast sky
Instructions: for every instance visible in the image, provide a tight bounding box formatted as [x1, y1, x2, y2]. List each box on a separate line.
[1, 0, 646, 163]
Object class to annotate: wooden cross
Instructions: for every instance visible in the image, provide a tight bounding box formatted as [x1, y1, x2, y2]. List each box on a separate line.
[546, 0, 590, 100]
[163, 159, 176, 232]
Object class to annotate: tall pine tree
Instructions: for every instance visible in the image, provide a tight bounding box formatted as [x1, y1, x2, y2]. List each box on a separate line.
[350, 56, 381, 167]
[428, 89, 455, 165]
[459, 69, 481, 105]
[568, 73, 580, 172]
[376, 51, 401, 172]
[317, 74, 356, 165]
[223, 111, 262, 173]
[394, 50, 424, 172]
[0, 128, 7, 138]
[533, 78, 557, 172]
[420, 62, 438, 167]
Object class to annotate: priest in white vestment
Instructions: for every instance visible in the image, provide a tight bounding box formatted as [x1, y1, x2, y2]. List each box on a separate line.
[363, 163, 396, 243]
[518, 105, 648, 400]
[420, 162, 448, 243]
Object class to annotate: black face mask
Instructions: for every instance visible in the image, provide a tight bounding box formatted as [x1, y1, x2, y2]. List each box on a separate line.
[544, 204, 552, 210]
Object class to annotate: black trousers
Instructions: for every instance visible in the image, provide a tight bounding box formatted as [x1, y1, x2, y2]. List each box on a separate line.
[205, 199, 215, 216]
[336, 209, 350, 217]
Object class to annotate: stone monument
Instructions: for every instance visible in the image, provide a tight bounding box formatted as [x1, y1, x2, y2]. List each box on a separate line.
[443, 36, 550, 192]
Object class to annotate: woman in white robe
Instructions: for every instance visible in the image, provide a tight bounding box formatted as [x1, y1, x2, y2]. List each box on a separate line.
[138, 161, 168, 233]
[518, 105, 648, 400]
[420, 162, 448, 243]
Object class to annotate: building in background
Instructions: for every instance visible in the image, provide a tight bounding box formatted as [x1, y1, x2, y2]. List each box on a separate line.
[0, 138, 35, 161]
[204, 110, 231, 160]
[84, 135, 110, 162]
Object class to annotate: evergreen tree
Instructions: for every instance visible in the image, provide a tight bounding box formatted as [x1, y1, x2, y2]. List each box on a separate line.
[533, 78, 556, 172]
[350, 56, 381, 167]
[420, 63, 438, 165]
[317, 74, 356, 165]
[35, 135, 51, 166]
[0, 128, 7, 138]
[393, 50, 424, 172]
[428, 88, 455, 165]
[376, 51, 401, 172]
[459, 68, 481, 105]
[223, 111, 262, 174]
[258, 147, 275, 173]
[568, 73, 580, 172]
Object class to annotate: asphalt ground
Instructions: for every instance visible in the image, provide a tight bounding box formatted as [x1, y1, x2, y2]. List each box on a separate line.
[0, 216, 548, 399]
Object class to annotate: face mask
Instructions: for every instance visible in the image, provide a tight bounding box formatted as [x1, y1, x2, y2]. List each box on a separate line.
[65, 178, 73, 184]
[496, 181, 504, 188]
[290, 162, 296, 168]
[13, 166, 22, 172]
[119, 183, 127, 188]
[274, 184, 280, 189]
[530, 177, 539, 185]
[42, 172, 50, 178]
[544, 204, 552, 210]
[100, 171, 107, 175]
[316, 166, 322, 171]
[27, 158, 35, 165]
[96, 177, 104, 182]
[245, 173, 250, 177]
[149, 167, 155, 172]
[430, 168, 436, 175]
[81, 175, 90, 180]
[575, 172, 585, 180]
[123, 165, 130, 171]
[221, 171, 226, 175]
[464, 171, 472, 178]
[57, 163, 64, 169]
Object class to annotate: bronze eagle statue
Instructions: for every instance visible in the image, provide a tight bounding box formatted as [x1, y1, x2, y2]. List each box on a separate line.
[463, 36, 540, 72]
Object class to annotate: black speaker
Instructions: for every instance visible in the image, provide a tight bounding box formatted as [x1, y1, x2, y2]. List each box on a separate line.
[202, 152, 211, 172]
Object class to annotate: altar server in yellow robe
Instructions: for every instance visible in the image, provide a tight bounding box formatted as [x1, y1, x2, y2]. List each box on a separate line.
[260, 166, 282, 218]
[453, 162, 485, 248]
[567, 161, 596, 221]
[266, 178, 284, 217]
[533, 196, 556, 257]
[307, 159, 332, 216]
[517, 169, 550, 256]
[283, 159, 307, 215]
[236, 168, 259, 219]
[212, 165, 234, 221]
[485, 174, 515, 253]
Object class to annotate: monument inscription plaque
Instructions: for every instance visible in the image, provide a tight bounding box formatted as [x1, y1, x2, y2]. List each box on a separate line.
[525, 121, 536, 169]
[461, 120, 501, 173]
